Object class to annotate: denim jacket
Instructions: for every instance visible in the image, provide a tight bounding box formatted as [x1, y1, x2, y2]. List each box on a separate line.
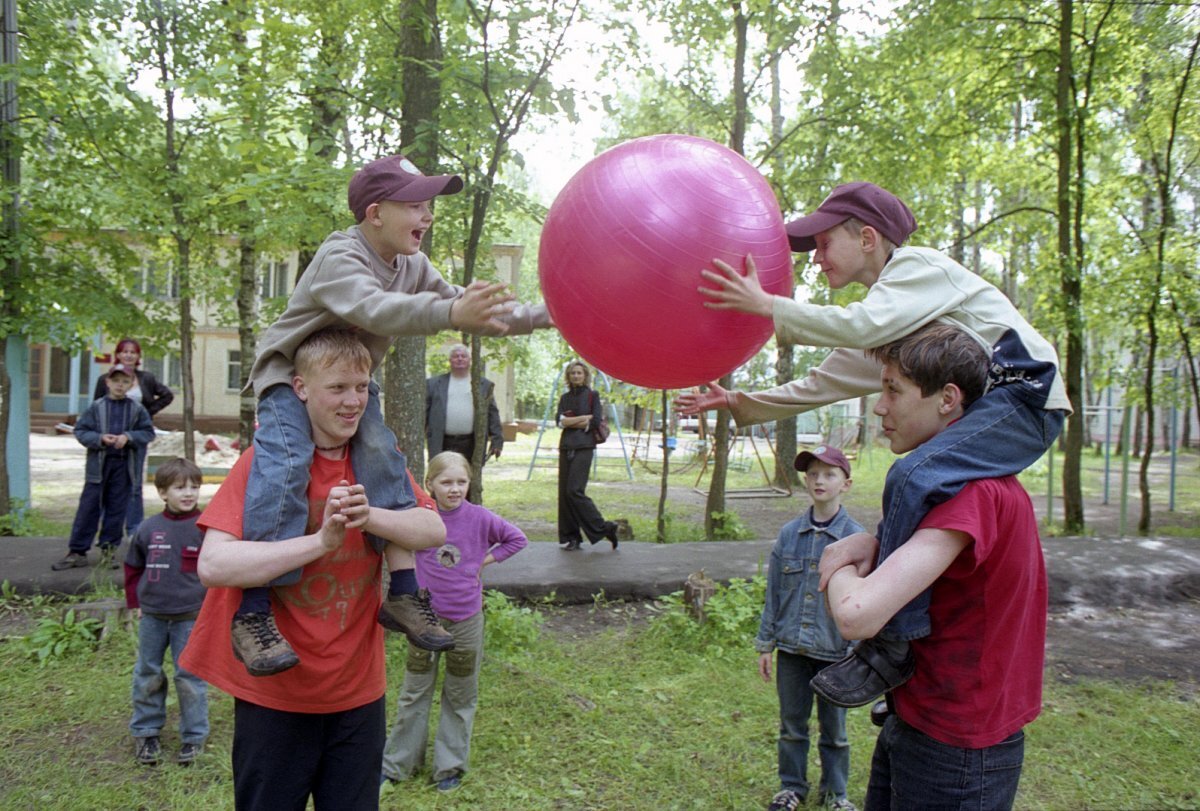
[755, 506, 863, 662]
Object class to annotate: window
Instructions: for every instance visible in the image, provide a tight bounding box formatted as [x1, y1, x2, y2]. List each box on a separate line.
[260, 259, 290, 299]
[227, 350, 242, 391]
[143, 354, 182, 389]
[131, 259, 179, 300]
[47, 347, 92, 395]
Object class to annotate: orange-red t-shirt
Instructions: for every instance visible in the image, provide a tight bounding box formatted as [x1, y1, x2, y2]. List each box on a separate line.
[180, 448, 386, 713]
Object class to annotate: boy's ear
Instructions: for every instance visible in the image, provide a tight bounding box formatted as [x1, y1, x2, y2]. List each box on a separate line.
[938, 382, 965, 415]
[292, 374, 309, 402]
[363, 201, 382, 225]
[859, 224, 881, 252]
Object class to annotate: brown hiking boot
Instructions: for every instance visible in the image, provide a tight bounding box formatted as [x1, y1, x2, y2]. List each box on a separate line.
[378, 589, 455, 651]
[230, 611, 300, 676]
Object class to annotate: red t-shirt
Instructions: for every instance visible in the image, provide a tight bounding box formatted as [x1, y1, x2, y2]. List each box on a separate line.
[894, 477, 1047, 748]
[179, 448, 386, 714]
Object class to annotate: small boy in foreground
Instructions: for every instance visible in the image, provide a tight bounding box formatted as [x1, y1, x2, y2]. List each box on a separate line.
[823, 323, 1046, 808]
[124, 457, 209, 766]
[756, 446, 861, 811]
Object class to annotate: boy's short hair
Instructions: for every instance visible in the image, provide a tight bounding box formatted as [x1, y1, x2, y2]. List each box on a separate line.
[155, 457, 203, 491]
[785, 181, 918, 252]
[294, 328, 372, 378]
[867, 323, 990, 407]
[840, 217, 897, 255]
[347, 154, 464, 223]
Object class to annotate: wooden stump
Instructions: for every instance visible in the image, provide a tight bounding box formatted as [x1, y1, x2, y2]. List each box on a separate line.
[65, 598, 135, 640]
[684, 570, 716, 624]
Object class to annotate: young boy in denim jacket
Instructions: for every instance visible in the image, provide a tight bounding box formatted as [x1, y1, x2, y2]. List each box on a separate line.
[755, 446, 861, 811]
[683, 182, 1068, 707]
[124, 457, 208, 766]
[235, 154, 551, 676]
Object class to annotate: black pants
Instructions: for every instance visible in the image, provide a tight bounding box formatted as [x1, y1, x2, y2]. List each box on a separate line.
[68, 454, 131, 553]
[558, 448, 609, 543]
[232, 696, 385, 811]
[441, 433, 477, 463]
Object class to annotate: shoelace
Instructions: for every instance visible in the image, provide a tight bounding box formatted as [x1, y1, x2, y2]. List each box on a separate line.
[249, 614, 285, 646]
[416, 593, 440, 624]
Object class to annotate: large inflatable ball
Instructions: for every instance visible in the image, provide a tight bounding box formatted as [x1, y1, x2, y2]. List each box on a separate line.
[538, 134, 792, 389]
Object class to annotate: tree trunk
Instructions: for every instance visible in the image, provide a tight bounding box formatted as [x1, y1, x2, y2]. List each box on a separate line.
[1056, 0, 1085, 531]
[656, 389, 670, 542]
[236, 237, 258, 452]
[0, 0, 18, 520]
[388, 0, 443, 486]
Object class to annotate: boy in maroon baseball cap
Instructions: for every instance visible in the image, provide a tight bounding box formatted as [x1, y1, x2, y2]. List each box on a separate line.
[229, 153, 553, 677]
[678, 180, 1068, 707]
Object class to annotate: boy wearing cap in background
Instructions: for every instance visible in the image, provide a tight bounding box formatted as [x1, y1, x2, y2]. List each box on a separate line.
[52, 363, 156, 571]
[234, 154, 551, 677]
[755, 445, 861, 811]
[680, 181, 1068, 707]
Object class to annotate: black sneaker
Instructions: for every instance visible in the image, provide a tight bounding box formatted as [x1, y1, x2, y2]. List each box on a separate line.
[51, 552, 88, 571]
[378, 590, 455, 651]
[768, 789, 802, 810]
[231, 611, 301, 676]
[135, 736, 161, 766]
[809, 638, 914, 708]
[436, 773, 462, 792]
[177, 742, 202, 766]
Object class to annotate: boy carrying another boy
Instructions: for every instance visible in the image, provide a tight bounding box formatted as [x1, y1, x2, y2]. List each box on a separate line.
[52, 363, 156, 572]
[124, 457, 208, 767]
[823, 323, 1047, 808]
[237, 154, 550, 676]
[679, 181, 1068, 706]
[182, 328, 446, 809]
[756, 446, 861, 811]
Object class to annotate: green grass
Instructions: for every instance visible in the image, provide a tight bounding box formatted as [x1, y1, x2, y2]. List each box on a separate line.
[0, 591, 1196, 810]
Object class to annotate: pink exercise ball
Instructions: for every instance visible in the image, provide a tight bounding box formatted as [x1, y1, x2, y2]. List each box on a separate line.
[539, 134, 792, 389]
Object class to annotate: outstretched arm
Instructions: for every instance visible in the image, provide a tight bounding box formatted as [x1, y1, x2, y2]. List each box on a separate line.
[674, 381, 731, 415]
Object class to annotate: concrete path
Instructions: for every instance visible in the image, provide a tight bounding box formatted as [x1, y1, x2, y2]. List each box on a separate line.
[7, 533, 1199, 610]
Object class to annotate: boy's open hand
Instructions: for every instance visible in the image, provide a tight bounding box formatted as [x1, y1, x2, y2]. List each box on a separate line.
[698, 254, 777, 319]
[817, 532, 880, 592]
[674, 382, 728, 415]
[451, 281, 516, 336]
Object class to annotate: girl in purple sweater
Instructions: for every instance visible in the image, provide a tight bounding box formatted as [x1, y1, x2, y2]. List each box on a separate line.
[380, 452, 528, 793]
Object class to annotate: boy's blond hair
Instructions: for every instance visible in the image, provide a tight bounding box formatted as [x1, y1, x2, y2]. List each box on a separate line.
[426, 451, 472, 489]
[154, 457, 203, 492]
[841, 217, 897, 255]
[294, 327, 372, 378]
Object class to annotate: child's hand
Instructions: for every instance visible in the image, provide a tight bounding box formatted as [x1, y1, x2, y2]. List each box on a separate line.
[674, 382, 728, 415]
[450, 281, 517, 336]
[329, 481, 370, 530]
[818, 532, 880, 591]
[758, 652, 773, 682]
[698, 254, 778, 318]
[319, 488, 354, 551]
[100, 433, 117, 446]
[112, 434, 129, 449]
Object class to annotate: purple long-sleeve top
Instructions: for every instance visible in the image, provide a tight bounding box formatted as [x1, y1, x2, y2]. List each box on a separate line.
[414, 500, 528, 622]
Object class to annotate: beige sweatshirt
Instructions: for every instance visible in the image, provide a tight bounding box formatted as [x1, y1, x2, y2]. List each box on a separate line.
[727, 247, 1071, 426]
[249, 227, 549, 397]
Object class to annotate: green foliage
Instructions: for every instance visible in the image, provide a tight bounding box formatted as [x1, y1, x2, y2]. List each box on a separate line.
[649, 575, 766, 659]
[708, 509, 755, 540]
[482, 589, 543, 657]
[20, 609, 103, 666]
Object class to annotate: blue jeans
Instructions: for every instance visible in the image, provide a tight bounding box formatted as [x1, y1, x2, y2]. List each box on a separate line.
[244, 381, 415, 584]
[865, 715, 1024, 811]
[68, 455, 132, 553]
[776, 652, 850, 800]
[877, 388, 1065, 640]
[129, 615, 209, 744]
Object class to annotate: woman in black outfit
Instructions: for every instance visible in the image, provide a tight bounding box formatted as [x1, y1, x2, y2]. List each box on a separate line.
[556, 360, 619, 551]
[91, 338, 174, 534]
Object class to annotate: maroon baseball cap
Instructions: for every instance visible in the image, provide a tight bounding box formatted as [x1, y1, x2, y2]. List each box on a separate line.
[107, 363, 136, 379]
[785, 182, 917, 252]
[794, 445, 852, 477]
[347, 154, 464, 222]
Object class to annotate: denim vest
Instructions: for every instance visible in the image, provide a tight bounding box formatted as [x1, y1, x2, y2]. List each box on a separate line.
[755, 506, 863, 662]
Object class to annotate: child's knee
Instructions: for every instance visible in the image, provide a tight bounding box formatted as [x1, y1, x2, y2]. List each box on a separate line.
[445, 647, 477, 678]
[406, 646, 435, 674]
